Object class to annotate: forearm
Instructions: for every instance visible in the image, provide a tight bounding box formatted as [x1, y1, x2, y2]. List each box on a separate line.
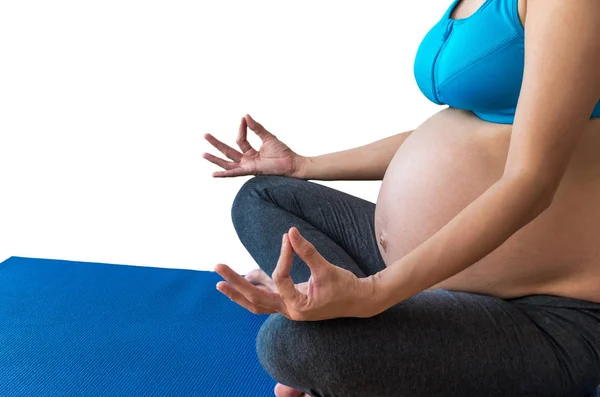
[293, 130, 413, 181]
[370, 173, 555, 315]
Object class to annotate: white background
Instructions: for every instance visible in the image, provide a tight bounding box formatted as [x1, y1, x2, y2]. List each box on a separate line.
[0, 0, 446, 275]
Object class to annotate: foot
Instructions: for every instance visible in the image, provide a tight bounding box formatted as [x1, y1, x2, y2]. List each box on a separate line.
[274, 382, 309, 397]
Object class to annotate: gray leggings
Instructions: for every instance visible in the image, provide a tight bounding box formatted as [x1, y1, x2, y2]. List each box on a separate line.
[230, 175, 600, 397]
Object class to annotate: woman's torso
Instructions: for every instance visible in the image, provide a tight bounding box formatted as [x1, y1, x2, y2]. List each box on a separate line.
[375, 109, 600, 302]
[374, 0, 600, 302]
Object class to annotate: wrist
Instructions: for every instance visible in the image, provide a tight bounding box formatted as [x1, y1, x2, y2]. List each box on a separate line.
[291, 155, 311, 179]
[359, 273, 388, 317]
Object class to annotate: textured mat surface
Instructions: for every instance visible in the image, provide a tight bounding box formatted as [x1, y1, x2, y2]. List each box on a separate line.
[0, 256, 274, 396]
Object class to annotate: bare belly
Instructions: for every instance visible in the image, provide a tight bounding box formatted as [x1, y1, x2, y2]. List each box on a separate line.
[374, 107, 600, 302]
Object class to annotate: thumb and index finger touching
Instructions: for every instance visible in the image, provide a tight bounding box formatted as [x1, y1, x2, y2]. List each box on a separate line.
[203, 114, 272, 160]
[204, 114, 272, 178]
[273, 227, 326, 304]
[243, 114, 277, 143]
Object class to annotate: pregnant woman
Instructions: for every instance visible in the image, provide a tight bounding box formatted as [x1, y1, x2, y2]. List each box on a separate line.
[204, 0, 600, 396]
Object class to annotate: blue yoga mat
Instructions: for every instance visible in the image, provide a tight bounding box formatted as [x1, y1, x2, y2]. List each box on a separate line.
[0, 256, 275, 396]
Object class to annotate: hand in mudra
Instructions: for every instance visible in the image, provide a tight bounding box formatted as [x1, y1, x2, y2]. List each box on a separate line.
[220, 264, 312, 397]
[203, 114, 306, 178]
[217, 266, 309, 315]
[215, 227, 375, 321]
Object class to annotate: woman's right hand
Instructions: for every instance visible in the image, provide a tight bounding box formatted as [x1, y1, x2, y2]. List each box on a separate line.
[203, 114, 307, 178]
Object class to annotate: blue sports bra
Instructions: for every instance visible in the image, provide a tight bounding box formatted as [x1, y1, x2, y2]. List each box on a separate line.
[413, 0, 600, 124]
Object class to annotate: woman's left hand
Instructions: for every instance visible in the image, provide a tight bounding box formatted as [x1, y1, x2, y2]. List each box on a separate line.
[214, 226, 377, 321]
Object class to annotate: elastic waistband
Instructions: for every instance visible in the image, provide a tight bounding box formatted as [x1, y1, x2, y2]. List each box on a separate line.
[507, 294, 600, 310]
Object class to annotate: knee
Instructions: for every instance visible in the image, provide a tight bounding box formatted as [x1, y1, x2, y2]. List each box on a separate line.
[256, 313, 366, 395]
[230, 175, 292, 233]
[255, 314, 325, 392]
[231, 176, 265, 235]
[231, 176, 271, 225]
[255, 307, 442, 395]
[255, 314, 305, 386]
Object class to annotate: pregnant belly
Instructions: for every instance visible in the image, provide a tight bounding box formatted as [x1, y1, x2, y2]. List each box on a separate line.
[374, 107, 600, 301]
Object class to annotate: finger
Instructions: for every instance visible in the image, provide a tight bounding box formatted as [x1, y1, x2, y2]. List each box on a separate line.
[237, 116, 254, 153]
[202, 152, 239, 170]
[204, 133, 243, 162]
[295, 281, 309, 295]
[245, 114, 277, 143]
[242, 277, 274, 292]
[245, 268, 278, 289]
[216, 281, 276, 315]
[214, 264, 285, 312]
[211, 168, 253, 178]
[272, 233, 301, 303]
[244, 269, 278, 293]
[245, 280, 277, 293]
[287, 227, 327, 275]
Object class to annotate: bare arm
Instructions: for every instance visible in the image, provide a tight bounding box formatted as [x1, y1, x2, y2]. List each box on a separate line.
[293, 130, 413, 181]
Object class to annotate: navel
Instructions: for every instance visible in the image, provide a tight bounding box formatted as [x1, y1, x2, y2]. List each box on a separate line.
[379, 233, 386, 250]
